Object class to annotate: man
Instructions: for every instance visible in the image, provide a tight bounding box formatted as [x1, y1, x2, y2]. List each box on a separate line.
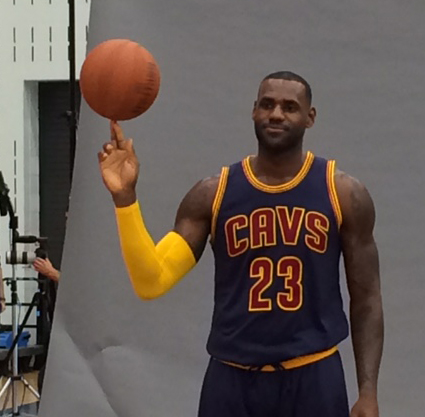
[98, 71, 384, 417]
[32, 257, 60, 394]
[0, 258, 6, 313]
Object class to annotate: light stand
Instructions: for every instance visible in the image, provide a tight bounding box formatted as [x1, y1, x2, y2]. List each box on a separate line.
[0, 173, 39, 416]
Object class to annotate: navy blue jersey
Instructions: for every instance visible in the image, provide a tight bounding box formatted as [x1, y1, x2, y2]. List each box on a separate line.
[207, 152, 349, 366]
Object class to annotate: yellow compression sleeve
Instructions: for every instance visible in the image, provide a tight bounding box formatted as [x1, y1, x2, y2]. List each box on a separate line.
[114, 201, 196, 300]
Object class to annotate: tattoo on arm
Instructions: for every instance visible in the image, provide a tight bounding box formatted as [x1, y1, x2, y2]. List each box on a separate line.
[173, 176, 219, 261]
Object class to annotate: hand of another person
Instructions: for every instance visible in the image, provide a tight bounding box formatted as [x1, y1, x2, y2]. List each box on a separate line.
[33, 257, 60, 281]
[98, 121, 140, 207]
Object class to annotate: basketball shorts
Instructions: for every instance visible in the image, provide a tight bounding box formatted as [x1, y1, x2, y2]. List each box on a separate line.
[198, 351, 349, 417]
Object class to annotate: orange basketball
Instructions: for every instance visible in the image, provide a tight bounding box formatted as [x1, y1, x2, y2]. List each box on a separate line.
[79, 39, 161, 121]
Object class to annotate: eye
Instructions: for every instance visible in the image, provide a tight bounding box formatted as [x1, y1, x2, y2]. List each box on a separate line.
[283, 102, 298, 112]
[259, 99, 274, 110]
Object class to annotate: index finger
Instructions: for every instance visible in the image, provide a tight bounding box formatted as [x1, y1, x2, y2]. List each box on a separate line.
[111, 120, 126, 149]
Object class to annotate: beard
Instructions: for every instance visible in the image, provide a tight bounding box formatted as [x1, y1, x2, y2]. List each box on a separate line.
[254, 121, 305, 154]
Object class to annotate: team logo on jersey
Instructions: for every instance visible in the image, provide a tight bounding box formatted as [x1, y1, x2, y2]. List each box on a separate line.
[224, 206, 330, 257]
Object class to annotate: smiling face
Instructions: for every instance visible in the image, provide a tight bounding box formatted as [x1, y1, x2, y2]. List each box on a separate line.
[252, 78, 316, 153]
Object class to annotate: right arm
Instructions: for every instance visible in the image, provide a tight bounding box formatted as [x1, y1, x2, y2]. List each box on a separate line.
[99, 122, 218, 300]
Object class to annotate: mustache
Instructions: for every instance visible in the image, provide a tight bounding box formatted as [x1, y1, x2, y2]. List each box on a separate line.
[262, 123, 290, 131]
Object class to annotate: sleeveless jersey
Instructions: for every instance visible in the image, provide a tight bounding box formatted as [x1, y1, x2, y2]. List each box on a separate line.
[207, 151, 349, 366]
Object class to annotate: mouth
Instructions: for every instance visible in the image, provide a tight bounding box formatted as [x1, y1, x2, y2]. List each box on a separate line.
[264, 125, 288, 134]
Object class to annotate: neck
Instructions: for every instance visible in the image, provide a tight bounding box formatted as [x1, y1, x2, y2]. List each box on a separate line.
[252, 142, 306, 182]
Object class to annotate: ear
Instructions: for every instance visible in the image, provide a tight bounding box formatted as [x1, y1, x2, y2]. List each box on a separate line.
[306, 107, 316, 128]
[252, 101, 257, 120]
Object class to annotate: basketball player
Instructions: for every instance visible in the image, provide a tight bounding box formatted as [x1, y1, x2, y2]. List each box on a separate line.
[98, 72, 384, 417]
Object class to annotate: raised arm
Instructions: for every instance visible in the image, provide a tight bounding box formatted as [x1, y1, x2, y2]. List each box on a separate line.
[336, 171, 383, 417]
[172, 176, 219, 261]
[98, 122, 218, 299]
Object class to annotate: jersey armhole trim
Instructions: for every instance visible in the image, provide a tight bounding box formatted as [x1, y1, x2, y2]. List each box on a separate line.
[210, 166, 230, 242]
[326, 160, 343, 228]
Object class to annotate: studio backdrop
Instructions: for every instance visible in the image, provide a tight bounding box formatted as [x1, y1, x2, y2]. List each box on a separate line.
[40, 1, 425, 416]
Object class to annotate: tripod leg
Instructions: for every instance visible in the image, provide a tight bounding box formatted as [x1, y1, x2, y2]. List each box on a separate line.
[20, 377, 40, 400]
[3, 292, 41, 366]
[0, 377, 12, 398]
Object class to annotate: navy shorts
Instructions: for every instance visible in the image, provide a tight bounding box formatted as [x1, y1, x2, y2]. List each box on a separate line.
[198, 351, 349, 417]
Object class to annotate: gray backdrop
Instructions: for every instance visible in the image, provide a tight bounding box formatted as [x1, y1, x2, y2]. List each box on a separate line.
[39, 0, 425, 416]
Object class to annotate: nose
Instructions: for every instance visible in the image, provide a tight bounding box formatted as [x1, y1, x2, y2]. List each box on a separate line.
[269, 105, 285, 122]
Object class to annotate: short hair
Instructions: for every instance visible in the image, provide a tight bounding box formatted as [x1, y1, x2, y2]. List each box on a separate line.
[261, 71, 312, 104]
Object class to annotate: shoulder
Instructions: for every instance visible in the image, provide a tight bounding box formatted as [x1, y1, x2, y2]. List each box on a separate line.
[188, 173, 222, 202]
[334, 169, 375, 230]
[176, 171, 223, 220]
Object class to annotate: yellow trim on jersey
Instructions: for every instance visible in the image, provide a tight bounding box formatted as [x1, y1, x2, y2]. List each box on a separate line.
[220, 345, 338, 372]
[211, 166, 230, 241]
[326, 161, 342, 228]
[242, 151, 315, 193]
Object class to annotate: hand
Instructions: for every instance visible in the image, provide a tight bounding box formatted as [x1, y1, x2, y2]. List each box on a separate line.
[0, 299, 5, 313]
[351, 394, 379, 417]
[33, 257, 60, 281]
[98, 121, 139, 207]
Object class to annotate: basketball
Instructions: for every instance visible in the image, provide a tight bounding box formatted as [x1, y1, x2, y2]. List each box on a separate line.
[79, 39, 161, 121]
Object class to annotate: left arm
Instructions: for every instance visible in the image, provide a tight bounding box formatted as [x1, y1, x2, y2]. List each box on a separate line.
[336, 171, 384, 417]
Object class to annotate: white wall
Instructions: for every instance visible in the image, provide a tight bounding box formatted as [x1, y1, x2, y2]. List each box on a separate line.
[0, 0, 91, 339]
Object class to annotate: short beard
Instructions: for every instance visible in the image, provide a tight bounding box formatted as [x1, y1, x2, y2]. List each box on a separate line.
[254, 122, 305, 154]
